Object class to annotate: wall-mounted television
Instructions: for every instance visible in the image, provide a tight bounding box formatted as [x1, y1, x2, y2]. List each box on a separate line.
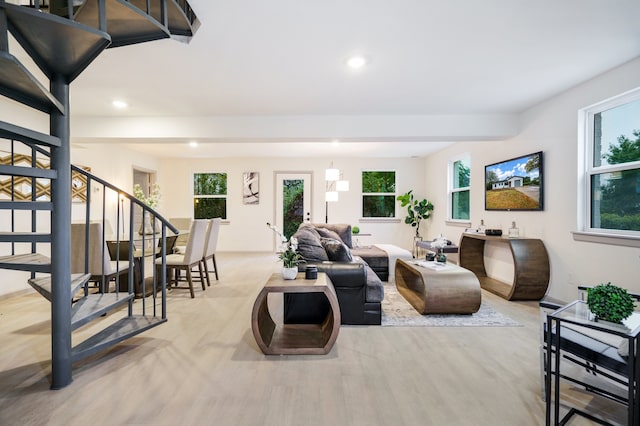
[485, 151, 543, 211]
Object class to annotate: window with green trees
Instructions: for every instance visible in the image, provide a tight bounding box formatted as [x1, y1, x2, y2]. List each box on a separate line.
[585, 90, 640, 234]
[194, 172, 227, 219]
[450, 157, 470, 220]
[362, 171, 396, 217]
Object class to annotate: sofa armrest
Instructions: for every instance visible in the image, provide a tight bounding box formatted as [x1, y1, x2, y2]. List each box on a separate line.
[301, 261, 366, 288]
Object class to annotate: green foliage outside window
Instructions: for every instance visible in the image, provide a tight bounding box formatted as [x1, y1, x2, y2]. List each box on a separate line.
[194, 173, 227, 195]
[194, 173, 227, 219]
[452, 159, 470, 220]
[362, 171, 396, 217]
[282, 179, 304, 238]
[592, 130, 640, 231]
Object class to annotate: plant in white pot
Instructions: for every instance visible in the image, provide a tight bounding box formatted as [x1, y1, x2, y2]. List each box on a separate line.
[267, 223, 305, 279]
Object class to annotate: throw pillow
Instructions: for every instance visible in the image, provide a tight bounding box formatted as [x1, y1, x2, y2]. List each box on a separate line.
[321, 237, 353, 262]
[316, 227, 343, 243]
[294, 227, 328, 262]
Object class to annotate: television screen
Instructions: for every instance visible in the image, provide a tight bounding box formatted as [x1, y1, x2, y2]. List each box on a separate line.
[485, 151, 543, 211]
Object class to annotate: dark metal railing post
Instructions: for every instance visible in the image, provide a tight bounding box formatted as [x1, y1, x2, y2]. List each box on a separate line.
[98, 0, 107, 32]
[49, 73, 72, 390]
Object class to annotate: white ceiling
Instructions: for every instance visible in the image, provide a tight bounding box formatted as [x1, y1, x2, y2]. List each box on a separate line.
[65, 0, 640, 158]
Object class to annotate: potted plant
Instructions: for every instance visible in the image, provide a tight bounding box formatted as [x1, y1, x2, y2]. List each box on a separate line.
[586, 282, 635, 324]
[397, 190, 434, 238]
[133, 183, 161, 235]
[267, 223, 305, 279]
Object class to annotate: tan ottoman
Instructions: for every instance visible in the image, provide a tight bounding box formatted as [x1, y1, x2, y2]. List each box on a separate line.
[394, 259, 481, 314]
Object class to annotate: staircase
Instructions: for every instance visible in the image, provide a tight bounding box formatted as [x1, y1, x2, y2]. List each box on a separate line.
[0, 0, 199, 389]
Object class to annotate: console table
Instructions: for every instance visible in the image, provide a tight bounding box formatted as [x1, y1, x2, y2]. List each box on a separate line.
[458, 233, 549, 300]
[251, 272, 340, 355]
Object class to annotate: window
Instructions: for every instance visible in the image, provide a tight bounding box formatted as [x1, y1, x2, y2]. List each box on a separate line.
[362, 171, 396, 218]
[194, 172, 227, 219]
[449, 156, 470, 220]
[581, 88, 640, 236]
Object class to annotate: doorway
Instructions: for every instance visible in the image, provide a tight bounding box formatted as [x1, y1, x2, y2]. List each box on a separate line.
[274, 172, 312, 244]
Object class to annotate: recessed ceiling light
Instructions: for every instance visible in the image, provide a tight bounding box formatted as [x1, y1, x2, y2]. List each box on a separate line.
[347, 56, 366, 69]
[112, 100, 128, 109]
[189, 141, 198, 148]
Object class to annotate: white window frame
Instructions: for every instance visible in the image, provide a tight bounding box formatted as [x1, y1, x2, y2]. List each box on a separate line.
[574, 87, 640, 247]
[193, 172, 228, 220]
[361, 169, 397, 220]
[447, 154, 471, 224]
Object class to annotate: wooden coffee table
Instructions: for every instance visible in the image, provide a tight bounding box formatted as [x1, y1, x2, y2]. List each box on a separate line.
[395, 259, 481, 314]
[251, 272, 340, 355]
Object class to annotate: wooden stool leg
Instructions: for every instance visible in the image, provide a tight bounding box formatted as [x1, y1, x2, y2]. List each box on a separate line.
[203, 258, 211, 287]
[185, 268, 195, 298]
[212, 254, 219, 280]
[198, 261, 206, 290]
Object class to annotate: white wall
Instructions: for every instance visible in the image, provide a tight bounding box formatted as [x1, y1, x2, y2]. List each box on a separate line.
[424, 57, 640, 302]
[156, 156, 426, 252]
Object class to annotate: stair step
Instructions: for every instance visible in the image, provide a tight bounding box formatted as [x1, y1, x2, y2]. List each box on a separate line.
[28, 273, 91, 302]
[71, 293, 134, 331]
[2, 2, 111, 84]
[0, 253, 51, 273]
[126, 0, 200, 39]
[0, 232, 51, 243]
[0, 201, 53, 211]
[0, 51, 64, 114]
[71, 315, 166, 362]
[0, 120, 61, 147]
[74, 0, 170, 48]
[0, 164, 57, 180]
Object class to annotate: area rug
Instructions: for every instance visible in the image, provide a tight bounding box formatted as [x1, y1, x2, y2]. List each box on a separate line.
[381, 282, 521, 327]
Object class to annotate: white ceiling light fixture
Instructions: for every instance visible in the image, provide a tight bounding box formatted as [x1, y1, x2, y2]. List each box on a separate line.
[189, 141, 199, 148]
[112, 100, 128, 109]
[347, 55, 366, 69]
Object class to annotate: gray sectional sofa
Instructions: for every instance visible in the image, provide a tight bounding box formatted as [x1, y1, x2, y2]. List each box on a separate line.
[284, 223, 384, 325]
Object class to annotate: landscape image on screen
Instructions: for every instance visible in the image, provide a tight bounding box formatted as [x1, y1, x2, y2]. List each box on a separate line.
[485, 152, 543, 211]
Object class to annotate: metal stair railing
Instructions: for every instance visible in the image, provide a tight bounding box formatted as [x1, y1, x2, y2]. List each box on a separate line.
[71, 164, 178, 320]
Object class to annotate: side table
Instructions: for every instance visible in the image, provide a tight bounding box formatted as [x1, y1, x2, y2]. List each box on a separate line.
[546, 300, 640, 425]
[251, 272, 340, 355]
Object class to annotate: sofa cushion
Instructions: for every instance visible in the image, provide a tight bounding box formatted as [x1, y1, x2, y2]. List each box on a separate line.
[312, 223, 353, 249]
[363, 263, 384, 303]
[321, 237, 353, 262]
[294, 225, 329, 262]
[316, 227, 343, 243]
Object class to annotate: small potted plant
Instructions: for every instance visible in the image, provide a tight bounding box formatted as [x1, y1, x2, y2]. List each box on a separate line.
[586, 282, 635, 324]
[267, 223, 305, 279]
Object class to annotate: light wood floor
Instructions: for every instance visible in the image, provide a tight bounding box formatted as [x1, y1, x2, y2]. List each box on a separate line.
[0, 253, 625, 425]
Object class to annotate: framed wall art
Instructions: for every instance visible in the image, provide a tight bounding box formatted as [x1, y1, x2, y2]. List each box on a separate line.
[243, 172, 259, 204]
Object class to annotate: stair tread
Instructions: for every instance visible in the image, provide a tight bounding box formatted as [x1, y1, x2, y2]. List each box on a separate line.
[71, 293, 134, 330]
[0, 253, 51, 273]
[2, 2, 111, 84]
[0, 120, 61, 147]
[28, 273, 91, 302]
[0, 232, 51, 243]
[74, 0, 170, 48]
[126, 0, 200, 39]
[0, 164, 57, 179]
[0, 51, 64, 114]
[72, 316, 166, 362]
[0, 201, 53, 211]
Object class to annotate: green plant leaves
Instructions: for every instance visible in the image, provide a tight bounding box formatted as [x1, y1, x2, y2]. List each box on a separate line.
[587, 282, 635, 324]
